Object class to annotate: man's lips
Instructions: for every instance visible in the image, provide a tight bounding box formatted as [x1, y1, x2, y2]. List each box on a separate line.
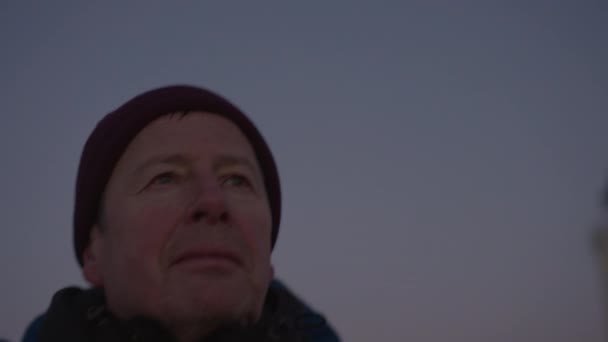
[171, 249, 243, 268]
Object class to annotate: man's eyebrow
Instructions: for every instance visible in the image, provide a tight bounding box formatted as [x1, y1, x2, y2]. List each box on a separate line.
[132, 153, 259, 176]
[213, 155, 259, 175]
[132, 154, 190, 176]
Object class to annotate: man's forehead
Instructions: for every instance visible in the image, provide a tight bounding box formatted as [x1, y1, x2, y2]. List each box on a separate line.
[115, 112, 261, 173]
[132, 152, 260, 175]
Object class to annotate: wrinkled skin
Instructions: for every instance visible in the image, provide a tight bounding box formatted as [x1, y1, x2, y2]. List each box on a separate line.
[82, 112, 274, 341]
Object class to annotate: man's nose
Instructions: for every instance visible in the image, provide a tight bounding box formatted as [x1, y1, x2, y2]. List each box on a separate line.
[189, 181, 229, 225]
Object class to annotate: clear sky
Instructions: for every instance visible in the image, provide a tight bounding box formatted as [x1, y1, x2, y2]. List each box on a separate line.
[1, 2, 607, 341]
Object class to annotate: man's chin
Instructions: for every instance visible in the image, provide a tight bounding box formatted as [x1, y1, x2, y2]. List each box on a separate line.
[168, 259, 246, 287]
[173, 269, 250, 295]
[165, 281, 257, 321]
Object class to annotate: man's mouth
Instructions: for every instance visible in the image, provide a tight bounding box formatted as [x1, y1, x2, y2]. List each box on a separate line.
[171, 248, 243, 270]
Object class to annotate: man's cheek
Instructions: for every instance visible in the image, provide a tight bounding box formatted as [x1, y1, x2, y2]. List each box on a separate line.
[132, 216, 177, 257]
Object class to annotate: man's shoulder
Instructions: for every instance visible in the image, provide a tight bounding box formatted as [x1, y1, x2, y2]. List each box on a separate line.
[267, 280, 341, 342]
[22, 314, 44, 342]
[22, 282, 341, 342]
[21, 286, 105, 342]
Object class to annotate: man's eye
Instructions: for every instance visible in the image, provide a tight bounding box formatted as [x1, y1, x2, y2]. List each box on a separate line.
[151, 172, 176, 185]
[222, 174, 251, 188]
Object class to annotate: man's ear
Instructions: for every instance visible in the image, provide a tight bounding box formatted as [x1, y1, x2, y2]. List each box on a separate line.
[82, 225, 104, 287]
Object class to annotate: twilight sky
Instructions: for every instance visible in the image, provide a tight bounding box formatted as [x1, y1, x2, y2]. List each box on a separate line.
[1, 2, 607, 341]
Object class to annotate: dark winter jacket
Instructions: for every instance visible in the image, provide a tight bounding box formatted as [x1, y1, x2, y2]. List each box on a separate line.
[22, 280, 340, 342]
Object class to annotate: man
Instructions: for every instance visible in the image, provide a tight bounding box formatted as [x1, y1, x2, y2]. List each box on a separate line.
[23, 85, 340, 341]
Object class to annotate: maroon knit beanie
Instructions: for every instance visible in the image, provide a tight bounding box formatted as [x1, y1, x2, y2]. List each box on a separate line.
[74, 85, 281, 266]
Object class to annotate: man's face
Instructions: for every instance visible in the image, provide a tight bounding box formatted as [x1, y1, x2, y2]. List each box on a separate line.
[82, 112, 273, 330]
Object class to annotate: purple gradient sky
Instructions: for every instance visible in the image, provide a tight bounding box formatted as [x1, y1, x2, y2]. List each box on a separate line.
[1, 2, 607, 341]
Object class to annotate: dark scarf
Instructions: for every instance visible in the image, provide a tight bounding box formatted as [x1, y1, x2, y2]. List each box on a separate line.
[36, 283, 332, 342]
